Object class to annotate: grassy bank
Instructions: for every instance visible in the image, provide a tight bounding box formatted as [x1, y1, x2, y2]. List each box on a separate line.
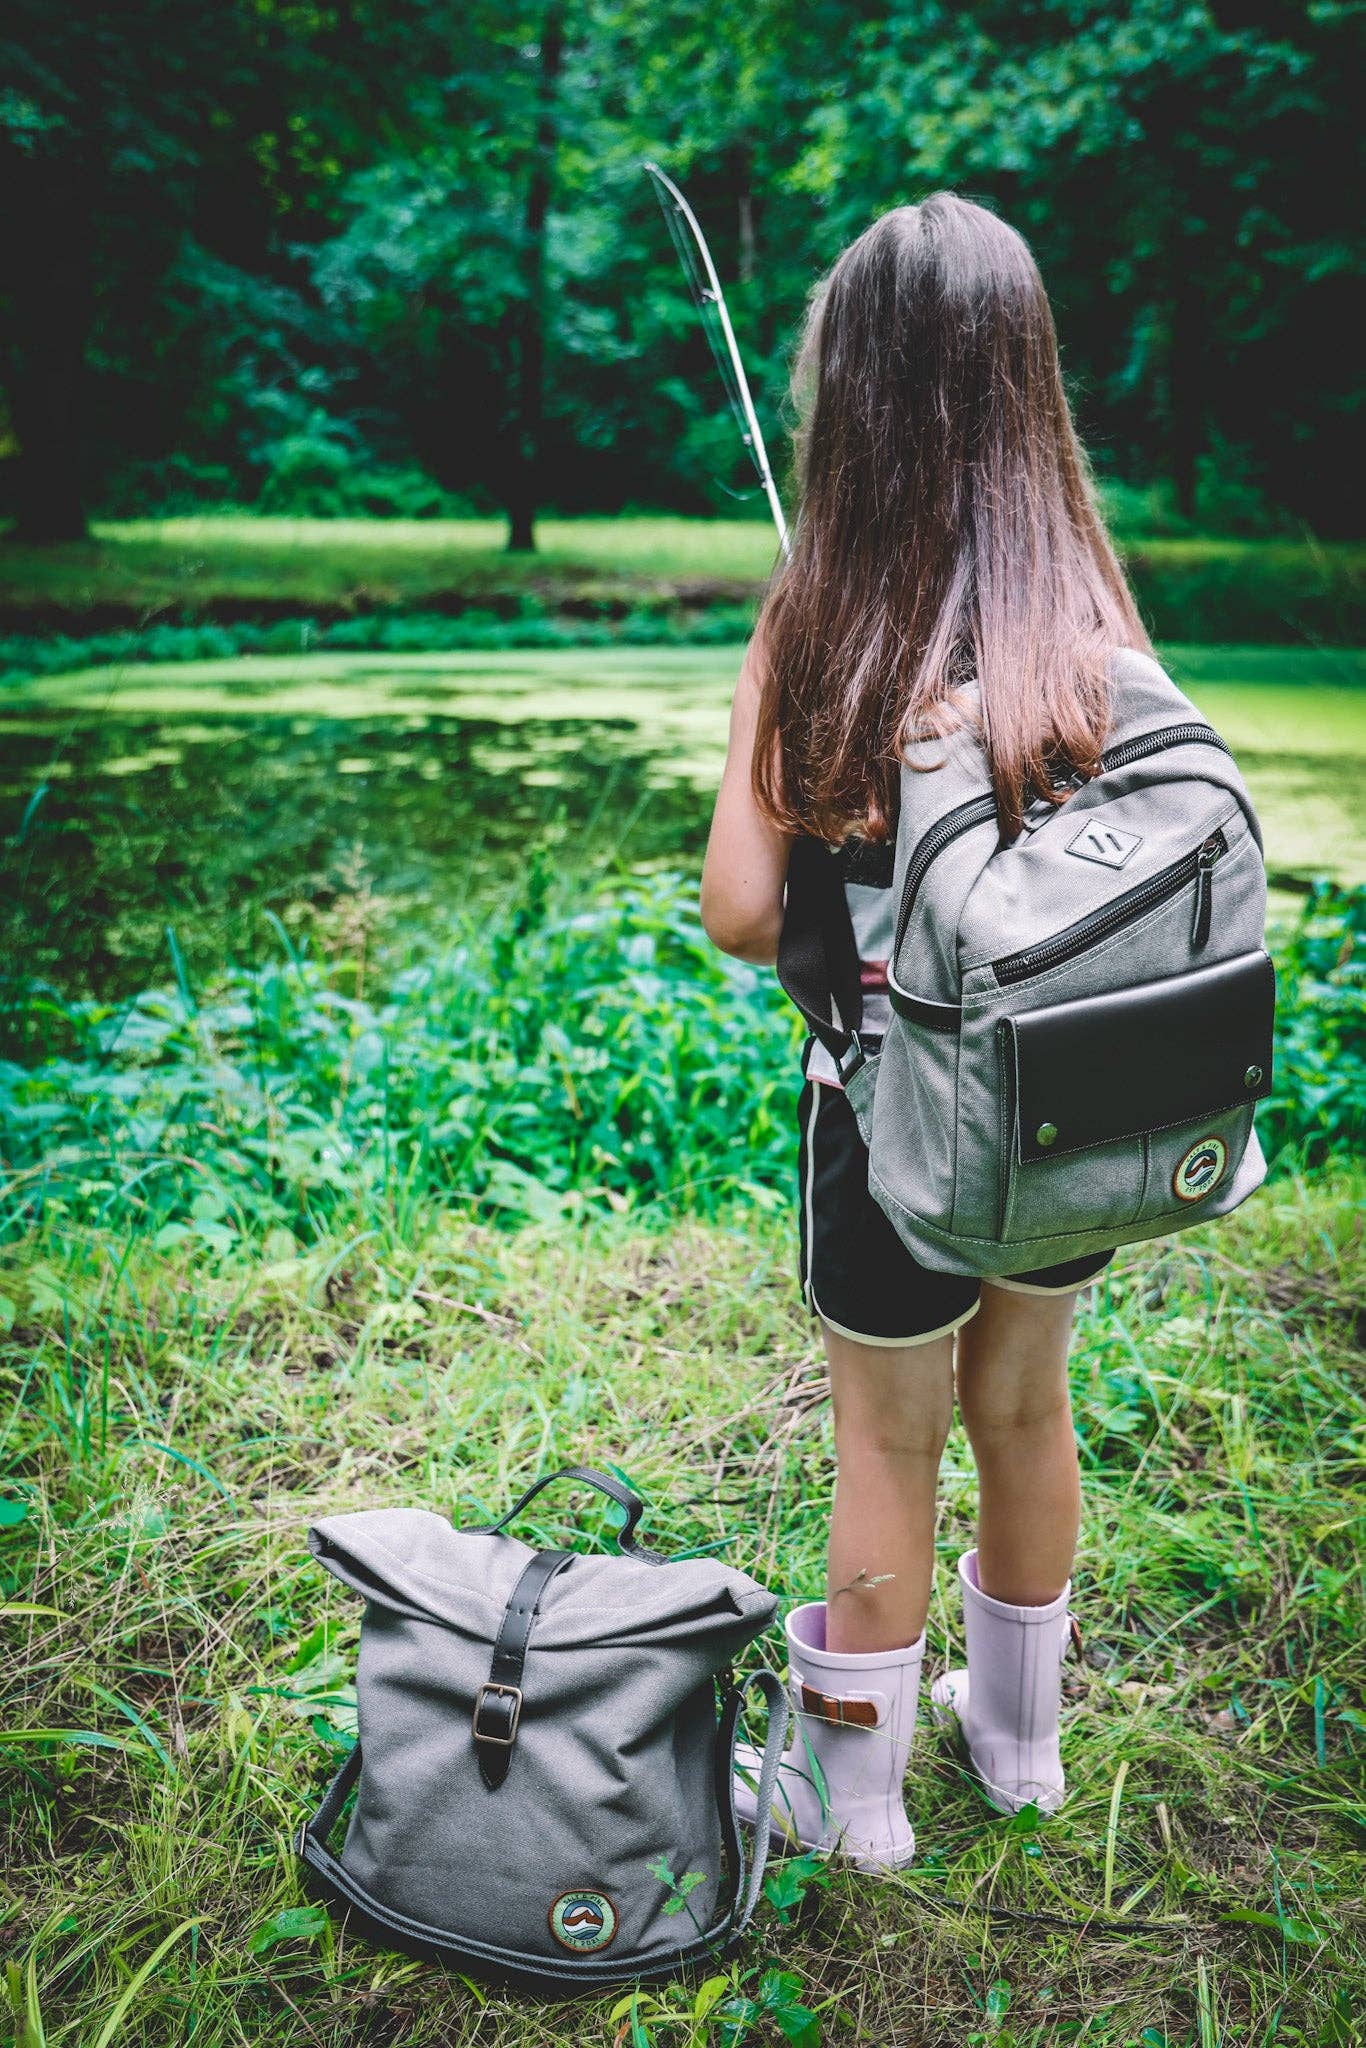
[1, 1166, 1362, 2046]
[1, 869, 1362, 2042]
[0, 519, 1360, 647]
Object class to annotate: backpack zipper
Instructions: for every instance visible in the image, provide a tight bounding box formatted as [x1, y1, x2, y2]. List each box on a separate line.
[892, 721, 1228, 957]
[995, 1020, 1014, 1236]
[1103, 720, 1231, 773]
[1191, 833, 1220, 949]
[992, 829, 1228, 986]
[893, 794, 998, 954]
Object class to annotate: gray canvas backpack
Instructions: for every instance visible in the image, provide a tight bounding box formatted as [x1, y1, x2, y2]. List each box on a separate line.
[296, 1465, 788, 1990]
[780, 648, 1275, 1276]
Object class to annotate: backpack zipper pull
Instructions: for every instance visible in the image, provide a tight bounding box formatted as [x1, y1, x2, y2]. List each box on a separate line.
[1192, 835, 1222, 949]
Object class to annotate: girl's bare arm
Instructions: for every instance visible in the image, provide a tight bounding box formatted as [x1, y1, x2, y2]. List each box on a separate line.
[700, 641, 791, 965]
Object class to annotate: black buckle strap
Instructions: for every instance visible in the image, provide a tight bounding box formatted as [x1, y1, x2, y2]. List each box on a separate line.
[474, 1548, 571, 1790]
[468, 1469, 664, 1789]
[471, 1682, 522, 1746]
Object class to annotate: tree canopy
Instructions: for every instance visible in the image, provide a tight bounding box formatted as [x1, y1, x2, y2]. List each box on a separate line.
[0, 0, 1359, 543]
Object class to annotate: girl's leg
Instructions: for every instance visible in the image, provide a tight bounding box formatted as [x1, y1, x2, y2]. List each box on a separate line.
[824, 1323, 956, 1654]
[952, 1282, 1082, 1604]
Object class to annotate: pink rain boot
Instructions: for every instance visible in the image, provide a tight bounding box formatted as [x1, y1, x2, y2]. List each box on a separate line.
[929, 1550, 1074, 1816]
[733, 1601, 924, 1872]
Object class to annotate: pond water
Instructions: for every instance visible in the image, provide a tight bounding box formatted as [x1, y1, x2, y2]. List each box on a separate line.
[2, 644, 1361, 1015]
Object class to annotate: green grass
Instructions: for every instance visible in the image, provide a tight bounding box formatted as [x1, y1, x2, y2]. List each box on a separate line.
[3, 869, 1360, 1244]
[2, 618, 1363, 2044]
[0, 518, 1360, 644]
[1, 868, 1362, 2041]
[1, 1168, 1362, 2045]
[0, 517, 784, 615]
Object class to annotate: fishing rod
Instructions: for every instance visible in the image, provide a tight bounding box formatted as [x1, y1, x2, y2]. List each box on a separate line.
[642, 161, 791, 560]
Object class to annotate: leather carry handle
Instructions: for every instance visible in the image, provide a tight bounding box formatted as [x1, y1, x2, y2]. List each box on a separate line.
[476, 1464, 660, 1563]
[295, 1667, 789, 1987]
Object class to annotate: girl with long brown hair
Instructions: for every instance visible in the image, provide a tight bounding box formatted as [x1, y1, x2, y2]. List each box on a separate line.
[701, 194, 1152, 1867]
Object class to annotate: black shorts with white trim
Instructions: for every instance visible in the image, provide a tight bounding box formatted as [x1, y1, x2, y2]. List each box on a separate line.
[797, 1073, 1112, 1347]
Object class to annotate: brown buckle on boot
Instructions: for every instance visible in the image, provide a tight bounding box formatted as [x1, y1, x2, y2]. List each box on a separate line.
[798, 1682, 879, 1728]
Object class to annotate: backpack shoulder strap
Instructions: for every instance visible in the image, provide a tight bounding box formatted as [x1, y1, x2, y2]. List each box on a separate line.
[777, 836, 866, 1074]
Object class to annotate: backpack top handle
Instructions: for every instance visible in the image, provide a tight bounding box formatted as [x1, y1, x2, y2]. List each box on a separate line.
[474, 1463, 662, 1565]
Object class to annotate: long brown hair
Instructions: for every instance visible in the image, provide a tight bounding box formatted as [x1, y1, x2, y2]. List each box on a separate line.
[753, 194, 1151, 844]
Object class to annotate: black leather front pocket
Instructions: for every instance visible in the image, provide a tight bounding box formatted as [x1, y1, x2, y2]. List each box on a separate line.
[1002, 950, 1275, 1164]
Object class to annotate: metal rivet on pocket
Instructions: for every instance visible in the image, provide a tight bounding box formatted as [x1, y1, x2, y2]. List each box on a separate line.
[1244, 1065, 1263, 1088]
[1035, 1122, 1058, 1148]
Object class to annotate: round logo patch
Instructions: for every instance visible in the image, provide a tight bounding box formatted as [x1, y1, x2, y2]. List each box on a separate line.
[1172, 1134, 1228, 1204]
[549, 1890, 619, 1953]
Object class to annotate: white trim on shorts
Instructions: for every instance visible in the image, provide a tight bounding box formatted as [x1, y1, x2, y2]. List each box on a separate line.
[801, 1084, 981, 1348]
[814, 1299, 981, 1349]
[986, 1271, 1100, 1298]
[800, 1081, 820, 1306]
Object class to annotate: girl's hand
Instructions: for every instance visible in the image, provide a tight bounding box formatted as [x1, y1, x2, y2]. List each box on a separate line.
[700, 638, 791, 964]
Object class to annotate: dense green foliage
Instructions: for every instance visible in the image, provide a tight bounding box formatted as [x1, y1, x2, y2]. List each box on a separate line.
[0, 605, 761, 691]
[3, 875, 1359, 1251]
[1262, 882, 1366, 1170]
[0, 873, 800, 1242]
[1, 3, 1359, 541]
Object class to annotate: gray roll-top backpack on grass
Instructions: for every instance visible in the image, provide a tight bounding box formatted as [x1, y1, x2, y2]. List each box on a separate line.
[781, 648, 1275, 1275]
[295, 1465, 788, 1991]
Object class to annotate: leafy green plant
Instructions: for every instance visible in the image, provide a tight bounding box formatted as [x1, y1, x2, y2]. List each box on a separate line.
[716, 1965, 823, 2047]
[0, 870, 802, 1242]
[611, 1962, 824, 2048]
[3, 875, 1357, 1250]
[648, 1856, 710, 1923]
[1262, 883, 1365, 1169]
[762, 1852, 833, 1927]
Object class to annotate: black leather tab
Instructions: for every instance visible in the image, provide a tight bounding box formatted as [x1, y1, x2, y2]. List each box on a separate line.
[887, 981, 963, 1032]
[475, 1549, 571, 1790]
[1006, 949, 1275, 1163]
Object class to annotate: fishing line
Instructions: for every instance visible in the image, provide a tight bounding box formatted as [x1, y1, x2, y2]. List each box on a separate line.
[642, 160, 791, 558]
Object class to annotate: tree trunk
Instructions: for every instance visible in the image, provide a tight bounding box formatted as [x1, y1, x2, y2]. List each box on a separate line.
[737, 191, 755, 285]
[505, 5, 565, 554]
[0, 144, 96, 543]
